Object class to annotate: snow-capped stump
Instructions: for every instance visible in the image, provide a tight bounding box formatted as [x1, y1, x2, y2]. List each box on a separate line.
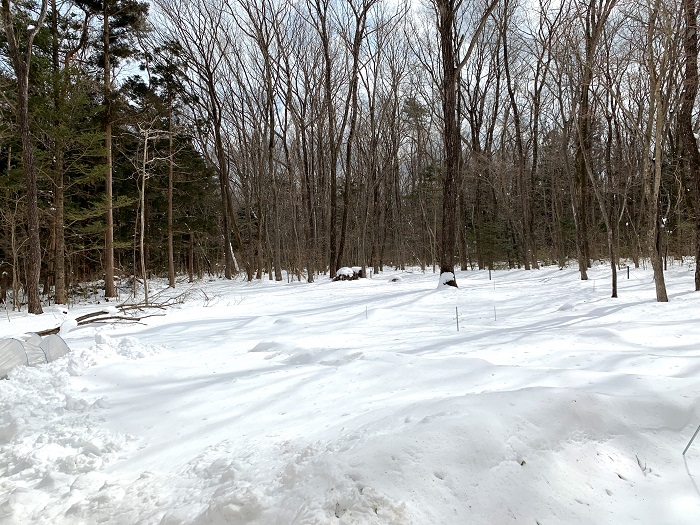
[333, 267, 364, 281]
[438, 271, 457, 287]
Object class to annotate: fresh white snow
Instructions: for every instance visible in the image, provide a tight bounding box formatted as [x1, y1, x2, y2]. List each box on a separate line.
[1, 263, 700, 524]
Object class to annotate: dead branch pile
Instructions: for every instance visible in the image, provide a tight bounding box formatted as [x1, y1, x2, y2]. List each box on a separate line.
[35, 292, 190, 336]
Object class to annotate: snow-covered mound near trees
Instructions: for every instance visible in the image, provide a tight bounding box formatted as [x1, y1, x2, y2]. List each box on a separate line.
[1, 264, 700, 524]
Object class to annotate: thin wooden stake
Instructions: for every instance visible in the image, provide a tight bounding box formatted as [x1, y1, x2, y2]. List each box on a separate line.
[683, 423, 700, 455]
[455, 307, 459, 332]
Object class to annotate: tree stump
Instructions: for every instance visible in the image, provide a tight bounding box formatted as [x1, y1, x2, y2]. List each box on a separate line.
[333, 267, 363, 281]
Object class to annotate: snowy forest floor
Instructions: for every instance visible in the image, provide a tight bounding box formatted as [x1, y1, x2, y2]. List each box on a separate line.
[1, 262, 700, 524]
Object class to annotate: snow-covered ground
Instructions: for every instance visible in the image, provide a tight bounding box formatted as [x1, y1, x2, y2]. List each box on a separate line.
[1, 262, 700, 524]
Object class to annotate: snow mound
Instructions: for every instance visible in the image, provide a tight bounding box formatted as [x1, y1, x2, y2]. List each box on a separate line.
[115, 336, 160, 359]
[69, 334, 162, 367]
[248, 341, 280, 353]
[152, 439, 407, 525]
[0, 361, 135, 524]
[59, 318, 78, 336]
[558, 302, 575, 311]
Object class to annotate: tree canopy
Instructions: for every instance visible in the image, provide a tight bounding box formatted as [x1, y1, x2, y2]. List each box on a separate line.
[1, 0, 699, 310]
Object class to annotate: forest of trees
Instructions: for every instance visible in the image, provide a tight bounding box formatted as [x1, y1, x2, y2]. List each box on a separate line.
[1, 0, 700, 313]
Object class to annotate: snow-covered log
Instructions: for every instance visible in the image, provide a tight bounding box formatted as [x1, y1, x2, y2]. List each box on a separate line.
[333, 266, 365, 281]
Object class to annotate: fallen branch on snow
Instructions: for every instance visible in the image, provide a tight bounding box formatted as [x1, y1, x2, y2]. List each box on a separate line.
[36, 311, 165, 336]
[34, 297, 183, 336]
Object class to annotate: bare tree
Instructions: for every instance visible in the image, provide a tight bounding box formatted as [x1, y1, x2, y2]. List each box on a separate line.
[571, 0, 618, 281]
[358, 2, 409, 276]
[501, 0, 539, 270]
[282, 7, 325, 281]
[679, 0, 700, 291]
[641, 0, 681, 301]
[154, 0, 241, 278]
[433, 0, 498, 286]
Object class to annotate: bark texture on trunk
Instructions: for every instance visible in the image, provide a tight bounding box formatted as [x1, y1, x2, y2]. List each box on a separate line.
[2, 0, 48, 314]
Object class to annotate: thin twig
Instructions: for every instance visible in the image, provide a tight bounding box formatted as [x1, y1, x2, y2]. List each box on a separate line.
[684, 423, 700, 456]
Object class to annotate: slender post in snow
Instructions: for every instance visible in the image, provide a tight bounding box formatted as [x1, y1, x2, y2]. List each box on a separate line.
[683, 423, 700, 455]
[455, 307, 459, 332]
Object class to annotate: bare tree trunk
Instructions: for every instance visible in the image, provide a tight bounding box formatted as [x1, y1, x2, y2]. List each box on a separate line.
[50, 0, 68, 305]
[139, 130, 149, 305]
[680, 0, 700, 291]
[103, 2, 116, 298]
[434, 0, 497, 287]
[302, 126, 316, 282]
[649, 89, 668, 301]
[436, 0, 461, 287]
[641, 0, 671, 302]
[167, 95, 176, 288]
[1, 0, 48, 314]
[311, 0, 341, 276]
[54, 150, 67, 304]
[579, 125, 618, 297]
[574, 68, 592, 278]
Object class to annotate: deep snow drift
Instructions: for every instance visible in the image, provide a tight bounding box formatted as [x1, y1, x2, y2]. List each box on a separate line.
[1, 263, 700, 524]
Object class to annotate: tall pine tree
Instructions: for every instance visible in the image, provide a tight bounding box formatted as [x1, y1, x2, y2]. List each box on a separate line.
[75, 0, 148, 297]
